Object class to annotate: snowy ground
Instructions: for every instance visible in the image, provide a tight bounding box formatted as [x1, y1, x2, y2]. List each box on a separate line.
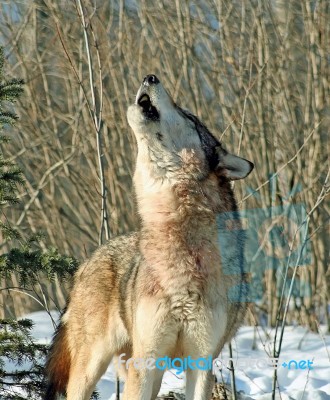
[19, 311, 330, 399]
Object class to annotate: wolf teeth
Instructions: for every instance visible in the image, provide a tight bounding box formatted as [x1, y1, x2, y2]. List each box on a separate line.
[139, 94, 150, 104]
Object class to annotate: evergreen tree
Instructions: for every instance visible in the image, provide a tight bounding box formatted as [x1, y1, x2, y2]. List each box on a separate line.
[0, 46, 77, 399]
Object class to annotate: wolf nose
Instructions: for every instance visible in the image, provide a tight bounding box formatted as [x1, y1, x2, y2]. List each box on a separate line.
[143, 74, 159, 86]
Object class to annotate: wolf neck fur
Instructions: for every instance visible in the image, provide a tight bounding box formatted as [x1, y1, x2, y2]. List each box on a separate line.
[134, 149, 225, 288]
[134, 147, 219, 226]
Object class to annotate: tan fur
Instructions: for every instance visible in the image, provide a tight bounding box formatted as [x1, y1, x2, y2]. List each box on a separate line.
[44, 75, 253, 400]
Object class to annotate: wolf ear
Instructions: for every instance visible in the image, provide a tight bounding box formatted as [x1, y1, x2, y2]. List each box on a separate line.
[215, 146, 254, 180]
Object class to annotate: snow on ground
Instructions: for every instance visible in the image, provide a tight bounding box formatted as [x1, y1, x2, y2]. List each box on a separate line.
[23, 311, 330, 399]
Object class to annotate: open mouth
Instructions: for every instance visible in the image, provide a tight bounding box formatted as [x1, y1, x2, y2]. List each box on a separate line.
[137, 93, 160, 121]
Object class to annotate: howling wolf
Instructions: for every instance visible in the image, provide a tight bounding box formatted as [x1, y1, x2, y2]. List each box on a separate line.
[44, 74, 253, 400]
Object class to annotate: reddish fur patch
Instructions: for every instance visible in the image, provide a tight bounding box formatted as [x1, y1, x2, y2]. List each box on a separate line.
[145, 277, 163, 296]
[44, 322, 70, 400]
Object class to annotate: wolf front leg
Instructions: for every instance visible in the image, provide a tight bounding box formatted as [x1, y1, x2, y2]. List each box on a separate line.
[185, 368, 215, 400]
[122, 297, 178, 400]
[123, 361, 160, 400]
[122, 352, 167, 400]
[183, 305, 228, 400]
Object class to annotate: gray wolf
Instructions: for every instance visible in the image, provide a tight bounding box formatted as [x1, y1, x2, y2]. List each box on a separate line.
[44, 74, 254, 400]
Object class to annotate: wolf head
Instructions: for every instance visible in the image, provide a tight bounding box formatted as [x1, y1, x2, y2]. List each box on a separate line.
[127, 74, 254, 182]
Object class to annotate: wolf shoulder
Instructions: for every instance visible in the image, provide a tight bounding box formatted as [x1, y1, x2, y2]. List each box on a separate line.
[74, 231, 140, 283]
